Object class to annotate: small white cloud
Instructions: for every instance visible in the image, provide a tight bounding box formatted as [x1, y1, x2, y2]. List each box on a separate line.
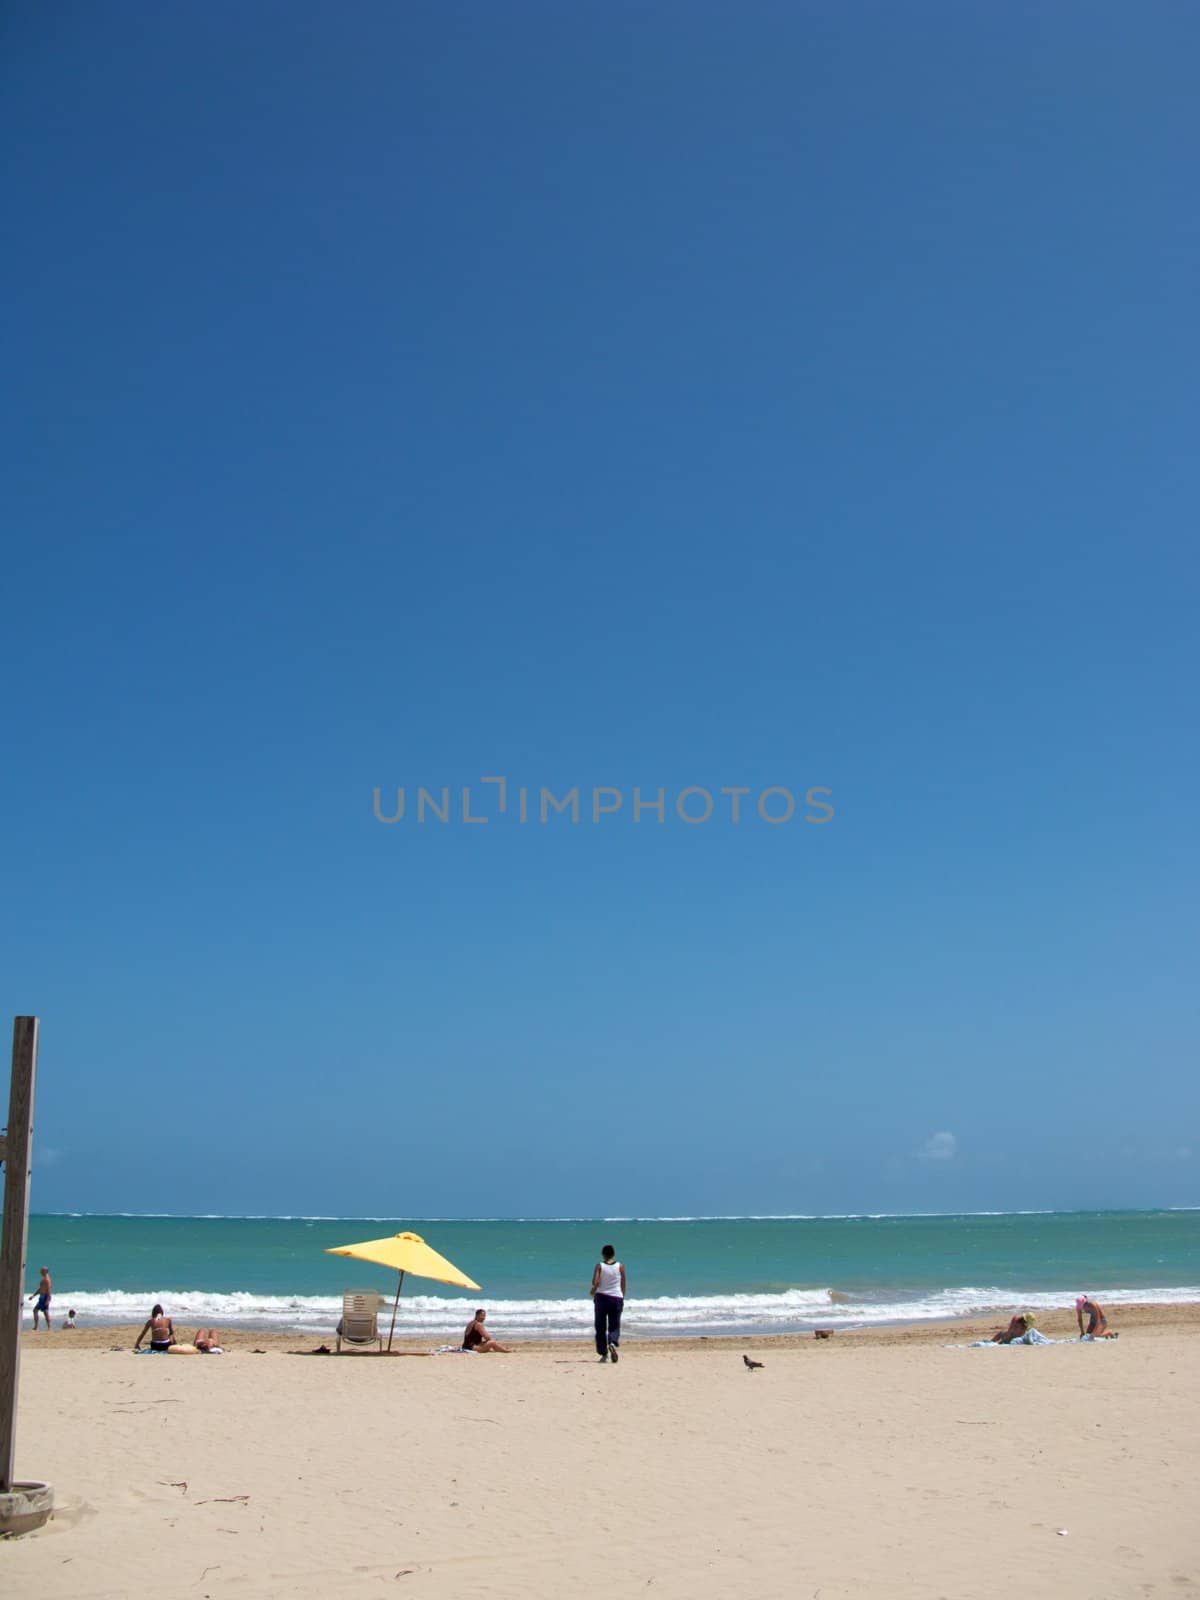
[918, 1130, 958, 1162]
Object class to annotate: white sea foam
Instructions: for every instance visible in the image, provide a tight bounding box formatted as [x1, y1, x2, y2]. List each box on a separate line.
[41, 1283, 1200, 1338]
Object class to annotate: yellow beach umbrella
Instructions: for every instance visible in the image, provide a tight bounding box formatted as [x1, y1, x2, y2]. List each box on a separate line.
[326, 1230, 481, 1351]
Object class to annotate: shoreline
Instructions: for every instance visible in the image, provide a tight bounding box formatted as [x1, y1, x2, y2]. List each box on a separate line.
[20, 1298, 1198, 1353]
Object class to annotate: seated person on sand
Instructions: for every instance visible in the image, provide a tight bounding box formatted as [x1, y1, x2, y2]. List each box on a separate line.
[991, 1312, 1036, 1344]
[462, 1309, 512, 1353]
[134, 1304, 177, 1352]
[194, 1327, 225, 1353]
[62, 1309, 77, 1331]
[1076, 1295, 1118, 1339]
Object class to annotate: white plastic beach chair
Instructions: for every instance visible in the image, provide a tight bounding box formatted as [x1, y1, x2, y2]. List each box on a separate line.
[336, 1290, 383, 1353]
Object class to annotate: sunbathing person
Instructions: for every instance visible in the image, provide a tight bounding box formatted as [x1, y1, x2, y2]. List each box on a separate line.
[134, 1304, 177, 1351]
[991, 1313, 1035, 1344]
[194, 1328, 225, 1353]
[1076, 1295, 1118, 1338]
[461, 1309, 512, 1353]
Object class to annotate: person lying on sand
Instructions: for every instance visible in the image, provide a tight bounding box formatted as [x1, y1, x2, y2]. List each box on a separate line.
[194, 1328, 225, 1353]
[1076, 1295, 1118, 1339]
[134, 1304, 177, 1351]
[462, 1309, 512, 1353]
[991, 1313, 1036, 1344]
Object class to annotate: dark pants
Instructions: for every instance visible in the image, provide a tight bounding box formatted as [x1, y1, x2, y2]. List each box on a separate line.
[594, 1292, 623, 1355]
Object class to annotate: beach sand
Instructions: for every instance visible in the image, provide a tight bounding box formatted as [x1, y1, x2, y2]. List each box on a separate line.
[5, 1305, 1197, 1598]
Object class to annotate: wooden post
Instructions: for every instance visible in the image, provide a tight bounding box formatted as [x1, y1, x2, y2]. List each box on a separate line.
[0, 1017, 39, 1493]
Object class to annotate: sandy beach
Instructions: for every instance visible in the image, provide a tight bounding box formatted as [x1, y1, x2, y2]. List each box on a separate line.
[5, 1304, 1196, 1598]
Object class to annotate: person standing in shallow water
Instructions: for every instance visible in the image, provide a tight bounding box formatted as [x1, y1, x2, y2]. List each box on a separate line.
[31, 1266, 52, 1330]
[591, 1244, 626, 1363]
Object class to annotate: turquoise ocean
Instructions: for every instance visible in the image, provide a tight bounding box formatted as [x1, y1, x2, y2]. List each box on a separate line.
[25, 1210, 1199, 1340]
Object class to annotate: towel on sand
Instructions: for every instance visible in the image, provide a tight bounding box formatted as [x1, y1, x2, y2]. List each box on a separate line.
[963, 1330, 1107, 1348]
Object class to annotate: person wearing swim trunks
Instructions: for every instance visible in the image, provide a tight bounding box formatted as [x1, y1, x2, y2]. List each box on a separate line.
[134, 1304, 177, 1351]
[1075, 1295, 1117, 1339]
[31, 1265, 53, 1330]
[461, 1309, 512, 1352]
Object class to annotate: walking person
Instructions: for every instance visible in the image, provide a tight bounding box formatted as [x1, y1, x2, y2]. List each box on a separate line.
[31, 1265, 53, 1330]
[591, 1243, 626, 1363]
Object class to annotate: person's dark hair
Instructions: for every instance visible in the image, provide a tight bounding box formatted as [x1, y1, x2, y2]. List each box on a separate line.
[601, 1245, 615, 1260]
[475, 1308, 485, 1318]
[151, 1304, 164, 1317]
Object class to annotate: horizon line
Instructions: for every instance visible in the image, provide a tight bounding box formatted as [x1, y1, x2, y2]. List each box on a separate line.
[30, 1206, 1200, 1223]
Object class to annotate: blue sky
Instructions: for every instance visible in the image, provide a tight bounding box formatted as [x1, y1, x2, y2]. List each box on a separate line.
[3, 2, 1196, 1217]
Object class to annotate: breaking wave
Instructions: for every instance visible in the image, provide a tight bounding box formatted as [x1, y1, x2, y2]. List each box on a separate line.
[42, 1283, 1200, 1338]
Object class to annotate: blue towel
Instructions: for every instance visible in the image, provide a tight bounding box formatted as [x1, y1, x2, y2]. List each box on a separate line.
[965, 1331, 1101, 1347]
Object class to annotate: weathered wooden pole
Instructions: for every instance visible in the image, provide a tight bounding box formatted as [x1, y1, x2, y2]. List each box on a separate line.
[0, 1017, 39, 1493]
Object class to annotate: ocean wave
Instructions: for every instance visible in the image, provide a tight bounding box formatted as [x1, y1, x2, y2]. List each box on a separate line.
[43, 1286, 836, 1334]
[39, 1283, 1200, 1337]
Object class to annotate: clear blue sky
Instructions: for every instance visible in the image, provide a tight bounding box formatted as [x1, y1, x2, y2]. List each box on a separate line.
[3, 2, 1196, 1217]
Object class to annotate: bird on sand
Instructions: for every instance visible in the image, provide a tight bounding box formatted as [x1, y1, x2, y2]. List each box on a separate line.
[743, 1354, 764, 1371]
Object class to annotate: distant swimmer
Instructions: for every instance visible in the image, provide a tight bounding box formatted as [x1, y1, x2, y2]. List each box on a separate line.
[743, 1354, 764, 1371]
[1075, 1295, 1118, 1339]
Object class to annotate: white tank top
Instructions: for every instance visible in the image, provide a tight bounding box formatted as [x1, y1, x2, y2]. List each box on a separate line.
[597, 1260, 623, 1297]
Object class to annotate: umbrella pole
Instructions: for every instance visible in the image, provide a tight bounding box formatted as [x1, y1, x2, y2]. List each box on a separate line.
[387, 1270, 405, 1352]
